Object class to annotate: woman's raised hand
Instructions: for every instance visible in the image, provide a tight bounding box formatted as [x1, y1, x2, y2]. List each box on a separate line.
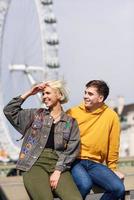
[21, 82, 49, 100]
[30, 82, 48, 95]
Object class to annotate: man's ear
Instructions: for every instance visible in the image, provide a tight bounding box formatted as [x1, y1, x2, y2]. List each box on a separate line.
[99, 95, 104, 103]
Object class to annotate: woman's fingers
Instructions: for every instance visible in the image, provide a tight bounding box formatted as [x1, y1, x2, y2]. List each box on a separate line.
[38, 82, 49, 89]
[50, 170, 61, 190]
[50, 180, 58, 190]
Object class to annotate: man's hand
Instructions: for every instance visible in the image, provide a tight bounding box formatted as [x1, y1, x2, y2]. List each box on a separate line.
[114, 170, 125, 180]
[50, 170, 61, 190]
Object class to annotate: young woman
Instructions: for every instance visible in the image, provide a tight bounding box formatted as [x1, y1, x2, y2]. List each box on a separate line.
[3, 80, 82, 200]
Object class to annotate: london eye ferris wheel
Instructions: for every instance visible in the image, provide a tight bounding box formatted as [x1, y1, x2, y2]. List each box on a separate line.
[0, 0, 61, 161]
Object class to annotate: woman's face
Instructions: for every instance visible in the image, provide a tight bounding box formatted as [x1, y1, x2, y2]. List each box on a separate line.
[42, 86, 61, 108]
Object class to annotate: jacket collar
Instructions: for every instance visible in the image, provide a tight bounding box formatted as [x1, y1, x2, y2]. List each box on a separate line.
[45, 109, 68, 122]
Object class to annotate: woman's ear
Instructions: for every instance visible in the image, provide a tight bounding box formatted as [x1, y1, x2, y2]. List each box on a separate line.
[58, 91, 64, 101]
[60, 95, 64, 101]
[56, 90, 64, 101]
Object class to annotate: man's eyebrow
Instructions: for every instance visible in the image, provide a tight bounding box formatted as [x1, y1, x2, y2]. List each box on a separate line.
[85, 90, 93, 93]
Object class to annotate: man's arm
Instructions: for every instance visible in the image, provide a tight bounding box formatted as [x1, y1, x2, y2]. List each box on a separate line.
[106, 113, 120, 170]
[106, 113, 125, 179]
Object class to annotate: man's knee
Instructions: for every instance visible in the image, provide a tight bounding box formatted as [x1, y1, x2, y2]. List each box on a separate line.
[116, 182, 125, 198]
[110, 181, 125, 198]
[78, 178, 92, 191]
[75, 178, 93, 199]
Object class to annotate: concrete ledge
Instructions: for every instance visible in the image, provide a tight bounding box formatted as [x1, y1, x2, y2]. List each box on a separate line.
[0, 174, 134, 200]
[0, 176, 30, 200]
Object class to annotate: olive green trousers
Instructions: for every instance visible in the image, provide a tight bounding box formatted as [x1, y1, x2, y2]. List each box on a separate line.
[23, 149, 82, 200]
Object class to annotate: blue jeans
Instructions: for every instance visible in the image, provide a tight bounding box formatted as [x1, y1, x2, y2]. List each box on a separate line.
[71, 159, 125, 200]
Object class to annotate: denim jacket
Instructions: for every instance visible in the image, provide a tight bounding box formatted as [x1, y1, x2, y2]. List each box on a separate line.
[3, 96, 80, 172]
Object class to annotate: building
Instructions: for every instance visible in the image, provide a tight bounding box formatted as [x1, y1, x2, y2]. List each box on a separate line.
[119, 104, 134, 157]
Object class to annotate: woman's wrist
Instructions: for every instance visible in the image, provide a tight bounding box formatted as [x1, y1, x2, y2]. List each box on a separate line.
[21, 91, 31, 100]
[54, 170, 61, 175]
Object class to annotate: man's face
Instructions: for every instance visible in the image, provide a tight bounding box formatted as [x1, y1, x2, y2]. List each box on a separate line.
[83, 86, 104, 110]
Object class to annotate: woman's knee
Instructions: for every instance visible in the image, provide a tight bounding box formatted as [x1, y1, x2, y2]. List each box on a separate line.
[23, 170, 53, 200]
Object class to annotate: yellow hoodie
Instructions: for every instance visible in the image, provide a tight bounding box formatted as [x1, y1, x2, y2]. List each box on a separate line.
[67, 103, 120, 170]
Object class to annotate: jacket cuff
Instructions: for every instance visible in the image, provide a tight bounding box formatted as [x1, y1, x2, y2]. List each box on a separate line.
[14, 95, 25, 103]
[55, 164, 70, 172]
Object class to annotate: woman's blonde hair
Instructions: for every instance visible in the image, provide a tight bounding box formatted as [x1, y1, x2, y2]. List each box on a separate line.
[46, 80, 69, 104]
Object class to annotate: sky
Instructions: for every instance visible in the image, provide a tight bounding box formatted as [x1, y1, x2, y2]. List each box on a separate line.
[1, 0, 134, 109]
[53, 0, 134, 108]
[1, 0, 134, 143]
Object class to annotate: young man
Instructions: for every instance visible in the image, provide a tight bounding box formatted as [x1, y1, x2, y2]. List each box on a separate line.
[67, 80, 125, 200]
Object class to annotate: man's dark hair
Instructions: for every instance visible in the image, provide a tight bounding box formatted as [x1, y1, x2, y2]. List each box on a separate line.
[85, 80, 109, 101]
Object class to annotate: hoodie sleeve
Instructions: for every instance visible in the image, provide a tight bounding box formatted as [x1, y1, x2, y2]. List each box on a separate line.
[106, 113, 121, 171]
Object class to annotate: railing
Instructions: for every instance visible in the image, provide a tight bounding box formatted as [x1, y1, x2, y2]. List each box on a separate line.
[0, 164, 16, 176]
[118, 156, 134, 167]
[0, 157, 133, 176]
